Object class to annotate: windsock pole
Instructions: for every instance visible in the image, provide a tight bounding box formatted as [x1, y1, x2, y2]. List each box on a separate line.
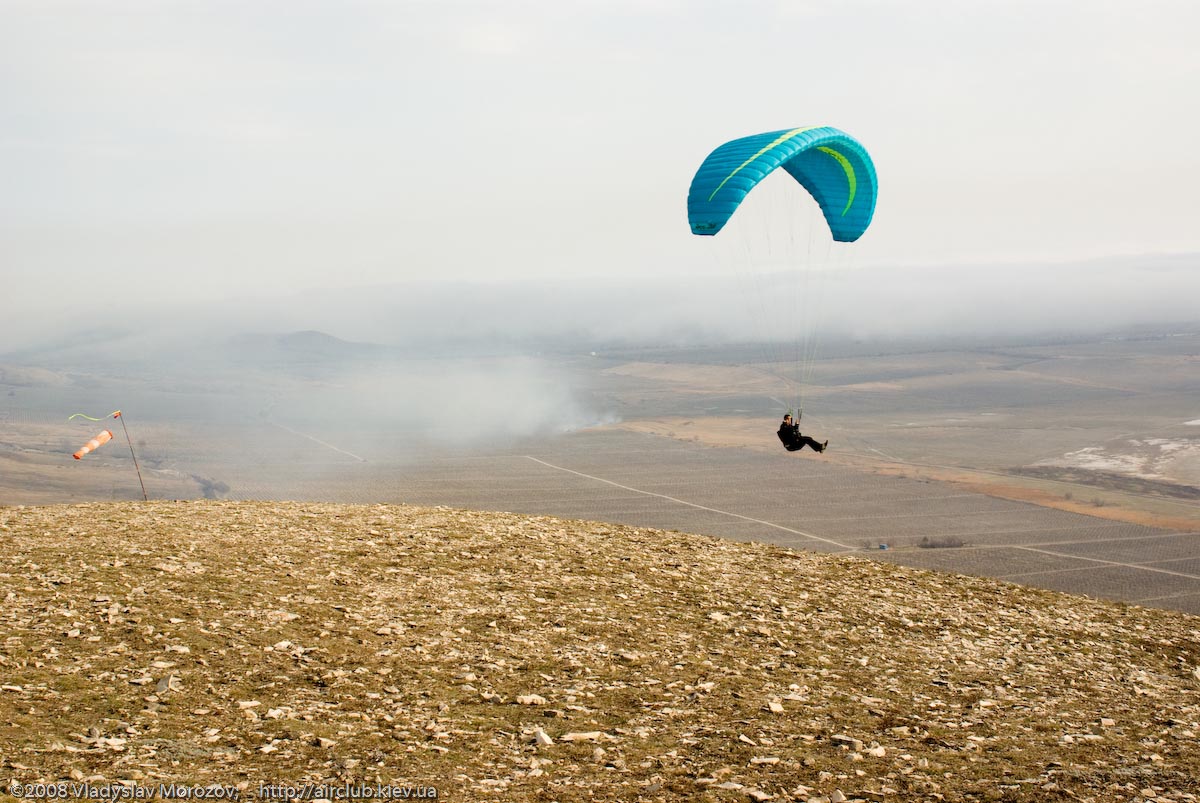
[113, 411, 148, 501]
[68, 409, 148, 501]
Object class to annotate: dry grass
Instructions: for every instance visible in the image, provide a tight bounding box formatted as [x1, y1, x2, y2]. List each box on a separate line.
[1, 501, 1198, 802]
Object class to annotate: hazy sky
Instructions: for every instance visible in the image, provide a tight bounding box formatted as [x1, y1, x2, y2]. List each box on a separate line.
[3, 0, 1199, 345]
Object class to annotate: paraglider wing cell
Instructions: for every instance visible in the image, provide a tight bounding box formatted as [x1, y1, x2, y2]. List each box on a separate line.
[687, 126, 878, 242]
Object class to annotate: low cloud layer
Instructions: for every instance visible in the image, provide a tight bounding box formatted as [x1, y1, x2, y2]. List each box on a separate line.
[12, 253, 1193, 356]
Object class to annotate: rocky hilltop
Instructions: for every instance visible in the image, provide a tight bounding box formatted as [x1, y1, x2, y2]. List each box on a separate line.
[1, 501, 1197, 802]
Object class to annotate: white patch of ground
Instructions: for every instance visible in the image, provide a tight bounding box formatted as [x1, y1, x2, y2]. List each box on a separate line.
[1048, 446, 1151, 476]
[1038, 438, 1200, 484]
[1185, 419, 1200, 426]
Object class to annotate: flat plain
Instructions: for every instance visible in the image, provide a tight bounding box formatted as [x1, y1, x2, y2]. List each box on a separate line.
[2, 328, 1198, 613]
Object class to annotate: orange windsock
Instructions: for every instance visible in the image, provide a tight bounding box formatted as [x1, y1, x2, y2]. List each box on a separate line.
[74, 430, 113, 460]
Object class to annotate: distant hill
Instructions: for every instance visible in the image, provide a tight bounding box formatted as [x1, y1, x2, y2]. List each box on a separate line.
[225, 329, 392, 368]
[1, 501, 1197, 799]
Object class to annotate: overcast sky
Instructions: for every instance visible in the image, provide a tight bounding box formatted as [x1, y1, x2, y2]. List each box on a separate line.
[3, 0, 1199, 346]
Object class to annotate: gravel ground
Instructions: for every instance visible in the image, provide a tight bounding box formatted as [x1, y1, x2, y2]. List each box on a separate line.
[1, 501, 1198, 802]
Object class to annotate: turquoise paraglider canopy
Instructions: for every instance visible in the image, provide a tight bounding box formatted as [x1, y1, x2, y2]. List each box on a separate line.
[687, 126, 878, 242]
